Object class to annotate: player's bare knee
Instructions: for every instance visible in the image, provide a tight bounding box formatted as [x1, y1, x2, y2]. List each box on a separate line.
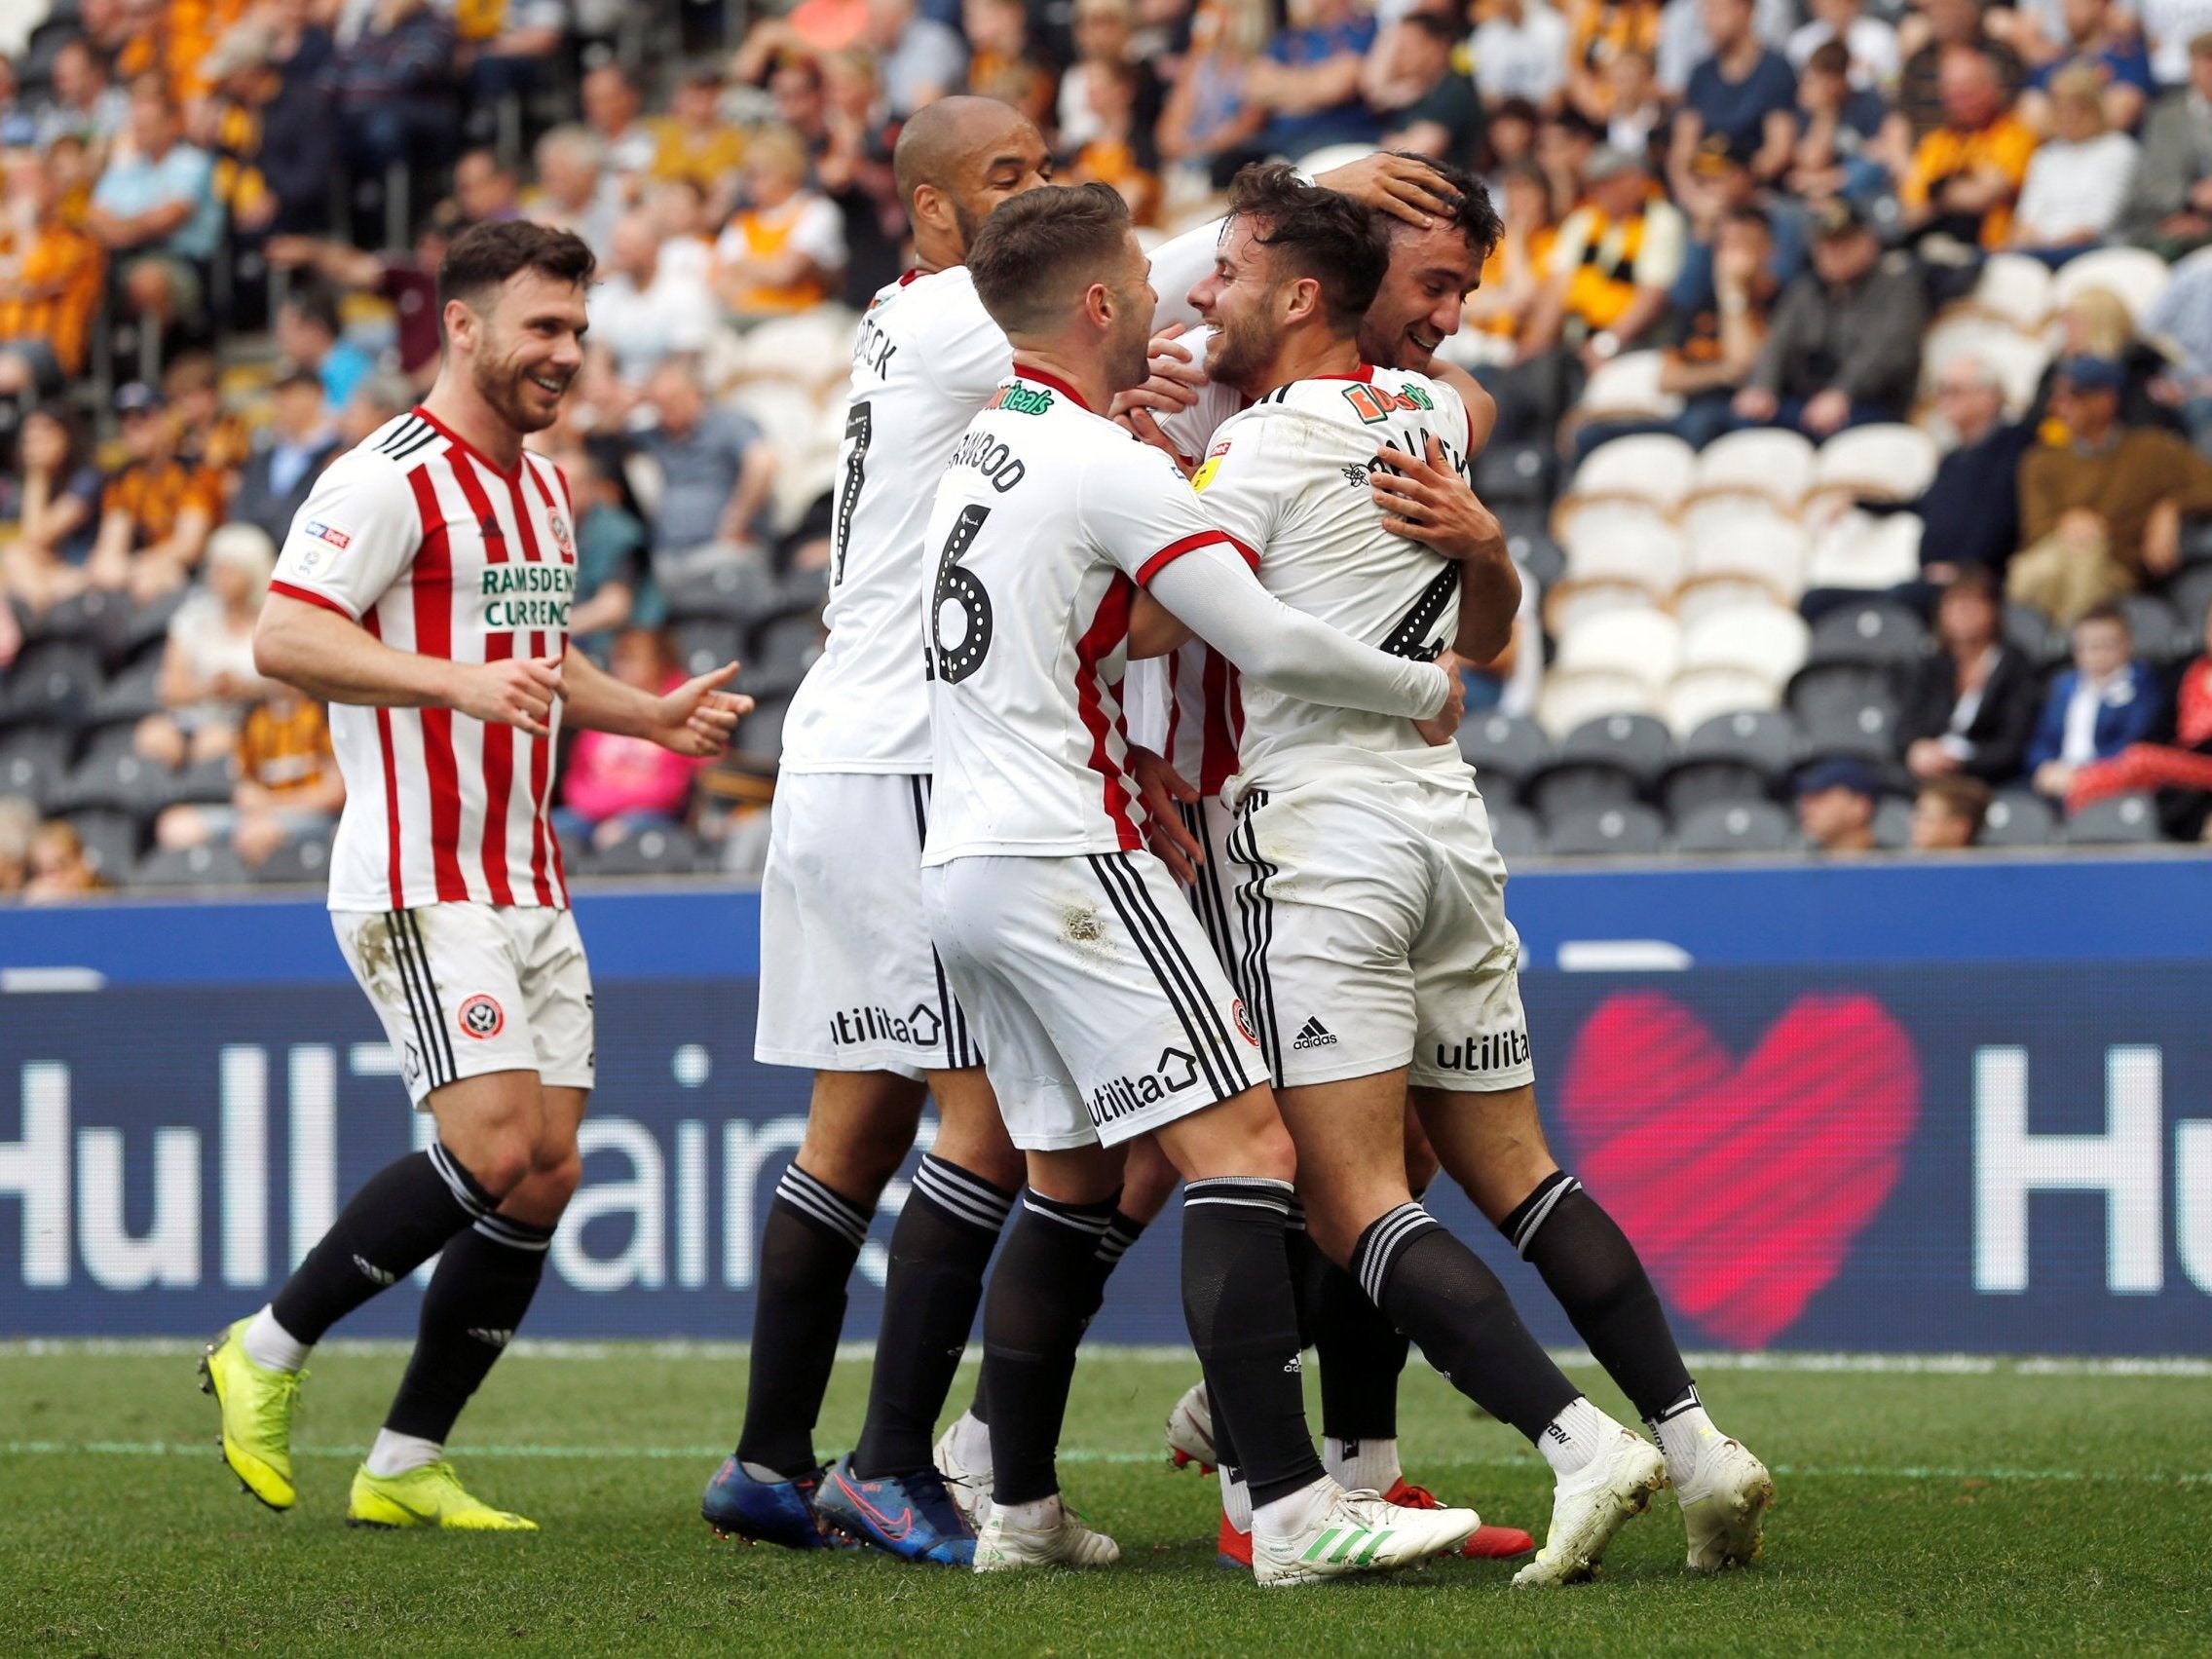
[1117, 1136, 1182, 1223]
[926, 1075, 1024, 1189]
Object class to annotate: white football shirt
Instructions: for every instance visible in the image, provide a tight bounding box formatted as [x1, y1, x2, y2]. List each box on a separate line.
[1195, 366, 1474, 785]
[779, 267, 1013, 774]
[919, 369, 1253, 862]
[270, 407, 578, 913]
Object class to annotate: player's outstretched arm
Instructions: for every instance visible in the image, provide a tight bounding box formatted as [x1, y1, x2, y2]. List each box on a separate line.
[1145, 541, 1452, 722]
[561, 649, 753, 756]
[254, 592, 565, 737]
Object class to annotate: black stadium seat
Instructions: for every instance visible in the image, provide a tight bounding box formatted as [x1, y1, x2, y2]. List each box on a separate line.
[1679, 707, 1804, 779]
[658, 558, 779, 625]
[2164, 561, 2212, 635]
[1978, 791, 2057, 848]
[2004, 601, 2067, 669]
[1672, 798, 1798, 854]
[734, 693, 790, 760]
[2066, 792, 2164, 845]
[1560, 711, 1674, 785]
[164, 755, 237, 808]
[2118, 594, 2193, 666]
[1789, 664, 1899, 760]
[584, 825, 705, 876]
[744, 612, 824, 698]
[1476, 440, 1557, 506]
[2, 640, 103, 730]
[1505, 526, 1565, 592]
[32, 588, 132, 662]
[251, 833, 334, 885]
[1810, 601, 1930, 669]
[1544, 803, 1666, 857]
[1455, 711, 1552, 787]
[53, 749, 173, 817]
[0, 726, 72, 811]
[1485, 801, 1541, 859]
[67, 810, 141, 881]
[1661, 759, 1771, 818]
[134, 843, 251, 888]
[673, 618, 746, 680]
[84, 654, 165, 731]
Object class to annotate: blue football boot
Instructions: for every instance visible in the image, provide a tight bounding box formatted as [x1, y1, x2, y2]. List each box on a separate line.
[700, 1455, 848, 1549]
[811, 1454, 977, 1565]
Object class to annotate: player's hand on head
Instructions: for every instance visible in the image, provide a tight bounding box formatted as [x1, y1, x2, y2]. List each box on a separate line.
[1129, 745, 1206, 885]
[1313, 152, 1458, 229]
[656, 660, 751, 757]
[454, 656, 563, 738]
[1373, 436, 1506, 565]
[1411, 655, 1466, 748]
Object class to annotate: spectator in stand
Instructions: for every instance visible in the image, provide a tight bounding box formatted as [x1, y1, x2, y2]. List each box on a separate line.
[1897, 0, 2026, 140]
[2064, 597, 2212, 834]
[865, 0, 970, 120]
[2006, 64, 2140, 259]
[1785, 0, 1897, 89]
[1655, 0, 1794, 95]
[1900, 46, 2041, 256]
[965, 0, 1057, 131]
[1062, 0, 1149, 150]
[135, 522, 275, 772]
[454, 148, 522, 224]
[87, 78, 221, 331]
[1564, 0, 1663, 130]
[164, 352, 252, 481]
[2036, 283, 2175, 430]
[1462, 163, 1556, 358]
[643, 61, 744, 219]
[713, 127, 846, 320]
[334, 0, 456, 197]
[1159, 0, 1268, 190]
[0, 405, 102, 614]
[1787, 39, 1893, 206]
[2145, 253, 2212, 449]
[0, 146, 103, 401]
[1794, 754, 1882, 851]
[229, 365, 341, 548]
[2026, 603, 2162, 797]
[585, 209, 718, 404]
[1670, 0, 1797, 188]
[769, 55, 836, 163]
[1899, 568, 2041, 785]
[1244, 0, 1382, 159]
[538, 442, 655, 663]
[455, 0, 567, 147]
[1655, 202, 1778, 445]
[336, 370, 415, 449]
[1534, 105, 1603, 213]
[1674, 133, 1802, 305]
[2141, 0, 2212, 88]
[21, 818, 107, 900]
[1602, 47, 1668, 157]
[633, 359, 778, 573]
[647, 177, 719, 287]
[2020, 0, 2154, 135]
[85, 382, 221, 605]
[1473, 0, 1571, 111]
[1735, 196, 1925, 436]
[553, 626, 705, 849]
[2012, 355, 2212, 621]
[1367, 7, 1486, 165]
[0, 795, 34, 895]
[196, 7, 339, 239]
[1881, 355, 2038, 590]
[156, 678, 346, 868]
[527, 124, 619, 260]
[273, 282, 374, 413]
[1069, 61, 1165, 224]
[2119, 30, 2212, 254]
[1484, 95, 1543, 194]
[581, 62, 657, 194]
[35, 39, 130, 159]
[1908, 773, 1991, 848]
[266, 197, 468, 391]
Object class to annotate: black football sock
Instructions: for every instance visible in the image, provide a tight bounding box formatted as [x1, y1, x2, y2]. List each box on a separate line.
[966, 1208, 1143, 1429]
[1352, 1202, 1580, 1444]
[1181, 1178, 1324, 1508]
[1291, 1223, 1407, 1447]
[383, 1212, 553, 1443]
[270, 1145, 496, 1344]
[734, 1164, 871, 1480]
[1502, 1170, 1694, 1422]
[982, 1189, 1119, 1507]
[848, 1156, 1015, 1480]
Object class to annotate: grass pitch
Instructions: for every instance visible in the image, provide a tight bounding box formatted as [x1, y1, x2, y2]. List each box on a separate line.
[3, 1343, 2208, 1656]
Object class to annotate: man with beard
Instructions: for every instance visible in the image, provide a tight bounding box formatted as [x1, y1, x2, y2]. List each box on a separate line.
[200, 221, 749, 1531]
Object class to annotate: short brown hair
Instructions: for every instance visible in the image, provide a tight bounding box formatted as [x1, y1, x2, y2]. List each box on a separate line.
[1227, 163, 1390, 334]
[967, 182, 1133, 337]
[1920, 774, 1991, 835]
[435, 219, 596, 320]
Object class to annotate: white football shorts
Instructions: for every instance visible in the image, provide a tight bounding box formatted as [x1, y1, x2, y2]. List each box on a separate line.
[1224, 770, 1535, 1094]
[754, 771, 981, 1079]
[922, 849, 1270, 1151]
[333, 902, 595, 1108]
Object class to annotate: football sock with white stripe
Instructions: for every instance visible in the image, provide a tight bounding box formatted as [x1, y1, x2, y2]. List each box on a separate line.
[267, 1145, 498, 1349]
[964, 1208, 1146, 1431]
[1351, 1201, 1581, 1445]
[1500, 1170, 1694, 1424]
[849, 1155, 1016, 1481]
[383, 1212, 555, 1446]
[1291, 1221, 1409, 1456]
[734, 1163, 872, 1481]
[981, 1189, 1120, 1507]
[1181, 1177, 1326, 1508]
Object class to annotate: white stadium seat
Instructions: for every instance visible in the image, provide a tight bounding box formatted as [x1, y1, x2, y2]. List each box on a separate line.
[1537, 667, 1657, 737]
[1557, 500, 1686, 593]
[1965, 253, 2055, 331]
[1559, 433, 1696, 512]
[1814, 424, 1941, 504]
[1919, 316, 2051, 418]
[1808, 509, 1925, 590]
[1575, 351, 1685, 423]
[1687, 428, 1816, 511]
[1554, 606, 1682, 691]
[728, 381, 822, 450]
[1675, 501, 1811, 601]
[2050, 246, 2173, 327]
[1663, 664, 1782, 735]
[738, 309, 861, 388]
[1547, 577, 1665, 634]
[1679, 602, 1810, 683]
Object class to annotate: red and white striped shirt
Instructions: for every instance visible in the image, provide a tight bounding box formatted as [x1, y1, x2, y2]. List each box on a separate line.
[271, 406, 576, 913]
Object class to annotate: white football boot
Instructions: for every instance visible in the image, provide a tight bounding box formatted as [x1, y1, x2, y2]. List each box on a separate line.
[1164, 1380, 1216, 1472]
[932, 1415, 993, 1528]
[1512, 1423, 1669, 1589]
[972, 1496, 1121, 1572]
[1676, 1428, 1774, 1571]
[1251, 1482, 1478, 1589]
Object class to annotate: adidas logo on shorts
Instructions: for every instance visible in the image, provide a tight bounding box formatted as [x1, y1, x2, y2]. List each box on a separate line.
[1292, 1017, 1338, 1050]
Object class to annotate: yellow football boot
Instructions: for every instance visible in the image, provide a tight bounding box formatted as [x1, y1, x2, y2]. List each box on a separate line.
[346, 1461, 539, 1530]
[198, 1318, 304, 1511]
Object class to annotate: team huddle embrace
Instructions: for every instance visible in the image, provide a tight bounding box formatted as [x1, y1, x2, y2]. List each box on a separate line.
[199, 96, 1772, 1590]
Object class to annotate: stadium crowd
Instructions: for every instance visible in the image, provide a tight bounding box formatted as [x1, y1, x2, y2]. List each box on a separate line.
[2, 0, 2212, 898]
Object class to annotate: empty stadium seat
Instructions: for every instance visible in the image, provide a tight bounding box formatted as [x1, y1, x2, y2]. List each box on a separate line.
[2004, 600, 2068, 668]
[1573, 350, 1684, 425]
[1662, 665, 1783, 737]
[1673, 505, 1810, 605]
[1681, 707, 1805, 777]
[1536, 668, 1655, 736]
[1687, 428, 1816, 511]
[1812, 424, 1941, 504]
[1810, 600, 1930, 667]
[1554, 606, 1681, 691]
[1789, 663, 1901, 758]
[1681, 603, 1810, 683]
[745, 612, 825, 698]
[1476, 440, 1557, 506]
[735, 693, 791, 759]
[1965, 252, 2055, 331]
[2066, 791, 2164, 845]
[134, 843, 251, 888]
[85, 654, 164, 731]
[2, 641, 102, 730]
[1456, 711, 1552, 783]
[2118, 594, 2194, 665]
[1660, 756, 1774, 818]
[584, 825, 706, 876]
[1505, 527, 1565, 592]
[1554, 500, 1686, 601]
[251, 833, 334, 885]
[1544, 802, 1667, 856]
[1527, 759, 1640, 821]
[0, 726, 71, 811]
[53, 749, 173, 817]
[1557, 710, 1675, 784]
[1978, 791, 2057, 848]
[1806, 510, 1923, 592]
[2050, 246, 2171, 325]
[32, 588, 131, 663]
[1673, 798, 1799, 854]
[164, 756, 236, 809]
[673, 618, 746, 679]
[1563, 434, 1696, 512]
[2165, 561, 2212, 634]
[67, 810, 140, 880]
[737, 309, 862, 389]
[658, 558, 780, 624]
[1485, 801, 1541, 859]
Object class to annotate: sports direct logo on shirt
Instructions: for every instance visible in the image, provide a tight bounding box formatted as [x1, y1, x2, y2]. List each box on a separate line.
[478, 562, 578, 632]
[305, 520, 352, 549]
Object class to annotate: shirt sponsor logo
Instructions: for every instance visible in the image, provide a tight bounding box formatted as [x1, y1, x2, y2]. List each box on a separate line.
[828, 1002, 945, 1049]
[1088, 1045, 1200, 1127]
[1193, 439, 1231, 493]
[478, 562, 577, 632]
[304, 520, 351, 550]
[1341, 382, 1434, 424]
[987, 384, 1054, 416]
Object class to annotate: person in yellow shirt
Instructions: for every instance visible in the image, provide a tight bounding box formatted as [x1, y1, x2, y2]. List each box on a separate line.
[1901, 45, 2040, 252]
[0, 148, 105, 396]
[651, 61, 748, 219]
[712, 126, 847, 318]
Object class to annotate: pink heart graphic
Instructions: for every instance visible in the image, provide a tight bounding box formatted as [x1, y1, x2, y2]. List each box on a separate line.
[1557, 991, 1920, 1349]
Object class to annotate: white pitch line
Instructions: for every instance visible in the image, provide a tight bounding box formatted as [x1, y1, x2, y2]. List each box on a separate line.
[0, 1442, 2203, 1486]
[4, 1340, 2209, 1377]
